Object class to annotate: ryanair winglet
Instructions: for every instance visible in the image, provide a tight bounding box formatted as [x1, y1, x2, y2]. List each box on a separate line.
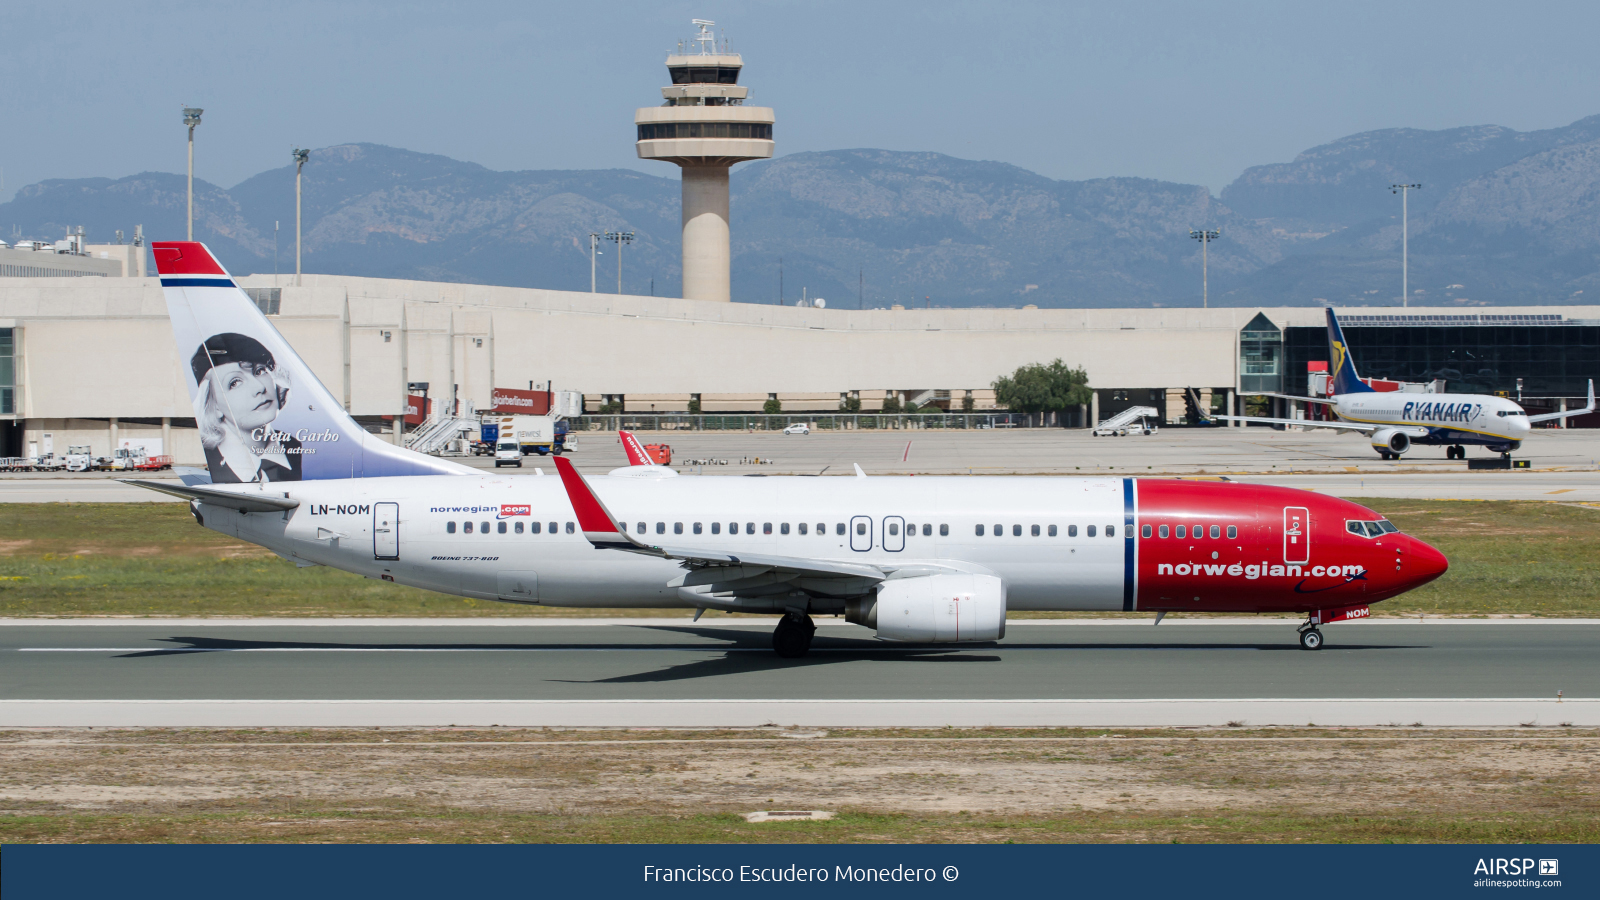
[1325, 308, 1374, 396]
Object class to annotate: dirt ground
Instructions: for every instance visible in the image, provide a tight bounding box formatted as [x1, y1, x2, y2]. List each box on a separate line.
[2, 727, 1597, 843]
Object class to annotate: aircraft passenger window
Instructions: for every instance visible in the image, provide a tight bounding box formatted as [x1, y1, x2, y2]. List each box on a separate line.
[1209, 525, 1220, 539]
[857, 522, 868, 535]
[1192, 524, 1202, 537]
[1048, 525, 1057, 537]
[1159, 525, 1169, 538]
[712, 522, 721, 534]
[1107, 525, 1116, 537]
[1379, 520, 1400, 534]
[674, 522, 683, 534]
[1175, 525, 1185, 538]
[730, 522, 738, 534]
[764, 523, 773, 535]
[975, 524, 984, 536]
[818, 523, 826, 535]
[548, 522, 558, 533]
[1141, 525, 1151, 538]
[497, 521, 507, 534]
[657, 522, 665, 534]
[481, 521, 490, 534]
[1068, 525, 1077, 537]
[1012, 525, 1021, 536]
[1347, 521, 1365, 536]
[1032, 525, 1040, 536]
[637, 522, 646, 534]
[447, 521, 456, 534]
[889, 523, 899, 536]
[1087, 525, 1097, 537]
[693, 523, 702, 534]
[940, 524, 949, 536]
[747, 522, 756, 534]
[993, 524, 1002, 537]
[514, 522, 524, 534]
[565, 522, 574, 533]
[531, 522, 541, 534]
[780, 523, 790, 535]
[1227, 525, 1237, 539]
[1364, 521, 1385, 538]
[923, 524, 932, 536]
[618, 522, 627, 532]
[463, 521, 474, 534]
[799, 523, 808, 535]
[836, 523, 845, 535]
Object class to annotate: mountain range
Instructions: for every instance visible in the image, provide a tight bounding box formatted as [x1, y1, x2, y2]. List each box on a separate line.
[7, 113, 1600, 308]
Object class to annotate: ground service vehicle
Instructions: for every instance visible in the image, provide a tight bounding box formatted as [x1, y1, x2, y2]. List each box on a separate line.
[1218, 309, 1594, 459]
[128, 242, 1450, 656]
[64, 446, 93, 472]
[483, 415, 573, 456]
[494, 440, 523, 468]
[783, 423, 810, 435]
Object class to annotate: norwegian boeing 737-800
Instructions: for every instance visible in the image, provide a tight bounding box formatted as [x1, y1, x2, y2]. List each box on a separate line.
[127, 242, 1448, 653]
[1218, 308, 1593, 460]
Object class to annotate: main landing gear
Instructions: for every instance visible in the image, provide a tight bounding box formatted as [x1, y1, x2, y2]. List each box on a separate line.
[773, 610, 816, 658]
[1298, 626, 1324, 651]
[1446, 445, 1467, 460]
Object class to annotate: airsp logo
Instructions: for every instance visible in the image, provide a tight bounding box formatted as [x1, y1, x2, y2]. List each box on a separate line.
[1540, 859, 1559, 877]
[1474, 858, 1544, 876]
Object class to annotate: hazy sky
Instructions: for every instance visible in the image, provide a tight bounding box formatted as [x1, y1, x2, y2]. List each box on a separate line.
[5, 0, 1600, 201]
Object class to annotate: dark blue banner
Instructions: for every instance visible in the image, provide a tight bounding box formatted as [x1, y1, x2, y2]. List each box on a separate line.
[3, 844, 1592, 899]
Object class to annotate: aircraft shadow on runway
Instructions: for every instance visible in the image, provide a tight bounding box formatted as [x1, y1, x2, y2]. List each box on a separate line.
[108, 630, 1424, 686]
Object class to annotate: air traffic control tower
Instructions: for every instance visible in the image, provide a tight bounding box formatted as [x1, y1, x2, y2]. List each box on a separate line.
[636, 20, 774, 302]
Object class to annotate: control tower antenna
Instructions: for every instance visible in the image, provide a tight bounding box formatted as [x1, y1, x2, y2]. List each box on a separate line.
[635, 19, 775, 302]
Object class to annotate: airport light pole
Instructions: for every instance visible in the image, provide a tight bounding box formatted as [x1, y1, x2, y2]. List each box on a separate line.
[292, 149, 309, 287]
[605, 231, 634, 294]
[1190, 228, 1220, 308]
[1391, 183, 1421, 308]
[589, 233, 602, 292]
[183, 107, 203, 240]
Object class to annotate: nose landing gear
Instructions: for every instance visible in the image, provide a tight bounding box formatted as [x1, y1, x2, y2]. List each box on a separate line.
[773, 610, 816, 658]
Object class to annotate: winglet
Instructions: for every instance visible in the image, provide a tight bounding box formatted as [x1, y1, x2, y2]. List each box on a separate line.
[552, 456, 641, 548]
[618, 430, 655, 467]
[854, 463, 867, 478]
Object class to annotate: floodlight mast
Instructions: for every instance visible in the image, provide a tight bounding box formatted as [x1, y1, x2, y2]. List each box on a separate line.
[606, 231, 635, 294]
[1190, 228, 1221, 308]
[292, 149, 310, 286]
[589, 233, 603, 292]
[183, 107, 203, 240]
[1391, 184, 1421, 308]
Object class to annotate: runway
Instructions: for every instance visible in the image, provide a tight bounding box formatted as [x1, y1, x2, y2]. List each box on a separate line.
[3, 620, 1593, 727]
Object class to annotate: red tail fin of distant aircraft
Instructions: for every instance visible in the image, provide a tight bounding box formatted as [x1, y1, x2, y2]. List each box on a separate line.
[618, 430, 656, 467]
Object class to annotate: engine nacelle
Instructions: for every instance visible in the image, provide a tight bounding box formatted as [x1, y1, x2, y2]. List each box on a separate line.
[1371, 428, 1410, 455]
[846, 573, 1006, 642]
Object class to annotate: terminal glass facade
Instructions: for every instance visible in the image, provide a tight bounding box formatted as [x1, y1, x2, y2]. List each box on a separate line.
[0, 328, 12, 415]
[1281, 317, 1600, 399]
[1238, 313, 1282, 394]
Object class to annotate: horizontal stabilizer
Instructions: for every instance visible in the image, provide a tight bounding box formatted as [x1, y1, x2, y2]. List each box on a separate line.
[121, 479, 300, 512]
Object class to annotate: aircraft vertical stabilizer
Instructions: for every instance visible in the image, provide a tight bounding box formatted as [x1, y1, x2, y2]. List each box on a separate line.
[1326, 308, 1375, 395]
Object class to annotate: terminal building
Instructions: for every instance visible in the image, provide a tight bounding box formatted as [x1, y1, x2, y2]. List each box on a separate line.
[0, 265, 1596, 462]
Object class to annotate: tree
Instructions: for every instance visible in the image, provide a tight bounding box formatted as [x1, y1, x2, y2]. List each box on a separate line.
[687, 396, 701, 415]
[881, 392, 902, 414]
[961, 391, 975, 412]
[992, 359, 1092, 422]
[839, 393, 861, 413]
[762, 397, 783, 415]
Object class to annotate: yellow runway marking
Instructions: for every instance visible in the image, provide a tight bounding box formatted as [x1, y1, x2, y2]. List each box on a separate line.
[1548, 489, 1575, 494]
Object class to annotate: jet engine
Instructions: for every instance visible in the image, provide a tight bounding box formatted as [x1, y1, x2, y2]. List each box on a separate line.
[846, 573, 1006, 642]
[1371, 428, 1410, 456]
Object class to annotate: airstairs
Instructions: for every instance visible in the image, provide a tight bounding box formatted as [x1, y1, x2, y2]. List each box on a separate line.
[1095, 405, 1160, 433]
[404, 406, 478, 455]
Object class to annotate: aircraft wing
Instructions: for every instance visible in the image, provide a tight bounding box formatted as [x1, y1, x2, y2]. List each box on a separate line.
[551, 456, 885, 587]
[121, 479, 300, 512]
[1528, 379, 1595, 424]
[1211, 415, 1379, 434]
[1256, 392, 1337, 406]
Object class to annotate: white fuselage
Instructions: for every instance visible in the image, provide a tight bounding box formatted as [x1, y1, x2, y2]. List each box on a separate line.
[1328, 391, 1532, 445]
[199, 474, 1132, 612]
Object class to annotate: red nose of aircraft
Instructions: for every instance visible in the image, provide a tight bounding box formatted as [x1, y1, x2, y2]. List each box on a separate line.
[1403, 535, 1449, 589]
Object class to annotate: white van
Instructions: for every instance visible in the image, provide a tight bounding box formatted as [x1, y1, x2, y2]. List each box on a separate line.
[494, 440, 523, 468]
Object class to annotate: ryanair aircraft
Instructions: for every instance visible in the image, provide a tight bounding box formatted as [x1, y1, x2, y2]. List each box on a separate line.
[1217, 309, 1593, 459]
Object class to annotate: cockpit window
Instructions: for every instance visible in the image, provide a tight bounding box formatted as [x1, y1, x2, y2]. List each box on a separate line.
[1363, 521, 1385, 538]
[1378, 519, 1400, 534]
[1347, 519, 1400, 538]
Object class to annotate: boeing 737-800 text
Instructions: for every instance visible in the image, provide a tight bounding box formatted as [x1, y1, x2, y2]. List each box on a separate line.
[128, 242, 1448, 653]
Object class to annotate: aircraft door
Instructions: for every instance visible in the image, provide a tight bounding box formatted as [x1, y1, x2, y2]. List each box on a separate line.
[883, 516, 905, 552]
[1283, 506, 1309, 565]
[850, 516, 873, 552]
[374, 502, 399, 560]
